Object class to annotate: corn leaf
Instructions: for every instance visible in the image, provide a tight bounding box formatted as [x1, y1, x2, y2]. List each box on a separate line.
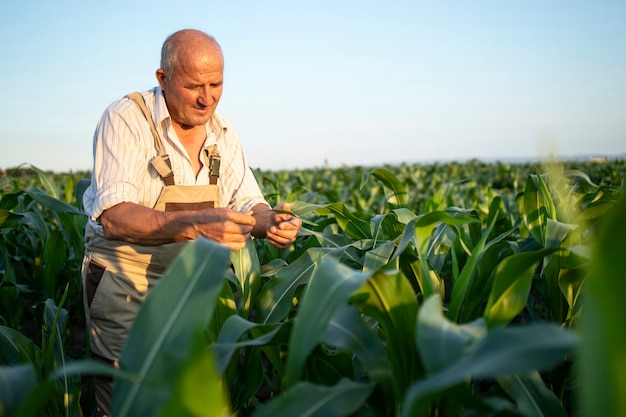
[213, 315, 280, 375]
[484, 248, 557, 329]
[581, 193, 626, 417]
[231, 239, 261, 319]
[498, 372, 568, 417]
[523, 173, 555, 246]
[0, 326, 42, 366]
[361, 168, 409, 207]
[401, 322, 578, 417]
[351, 269, 421, 403]
[111, 238, 232, 417]
[160, 334, 230, 417]
[417, 295, 486, 374]
[257, 247, 346, 324]
[322, 305, 392, 394]
[447, 211, 499, 322]
[251, 378, 374, 417]
[0, 364, 38, 417]
[284, 257, 371, 388]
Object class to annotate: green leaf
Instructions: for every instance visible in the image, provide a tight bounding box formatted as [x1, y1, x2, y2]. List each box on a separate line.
[74, 178, 91, 211]
[0, 326, 41, 366]
[50, 358, 132, 382]
[206, 279, 237, 342]
[311, 202, 371, 239]
[322, 305, 391, 388]
[257, 247, 346, 324]
[542, 219, 580, 323]
[522, 172, 555, 246]
[25, 188, 83, 215]
[498, 372, 568, 417]
[40, 294, 69, 399]
[544, 218, 577, 250]
[111, 238, 232, 417]
[231, 239, 261, 319]
[417, 295, 487, 374]
[0, 209, 22, 228]
[447, 211, 500, 322]
[393, 209, 481, 297]
[213, 315, 280, 375]
[251, 378, 374, 417]
[484, 248, 557, 329]
[363, 240, 397, 272]
[41, 231, 67, 297]
[351, 269, 421, 403]
[361, 168, 409, 207]
[0, 364, 37, 416]
[401, 323, 578, 417]
[284, 257, 371, 387]
[30, 166, 60, 200]
[581, 193, 626, 417]
[390, 208, 419, 225]
[322, 305, 395, 410]
[160, 334, 230, 417]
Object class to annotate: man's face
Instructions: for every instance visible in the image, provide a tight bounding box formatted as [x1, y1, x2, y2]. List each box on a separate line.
[156, 48, 224, 130]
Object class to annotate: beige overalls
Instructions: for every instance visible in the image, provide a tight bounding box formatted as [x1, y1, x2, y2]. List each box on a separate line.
[81, 93, 222, 416]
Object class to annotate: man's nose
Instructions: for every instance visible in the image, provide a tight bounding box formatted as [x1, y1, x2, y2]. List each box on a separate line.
[198, 86, 214, 107]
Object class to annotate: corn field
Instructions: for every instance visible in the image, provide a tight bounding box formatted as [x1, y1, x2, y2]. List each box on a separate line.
[1, 158, 625, 417]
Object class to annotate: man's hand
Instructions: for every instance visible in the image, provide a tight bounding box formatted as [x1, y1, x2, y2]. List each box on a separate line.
[192, 208, 256, 250]
[252, 202, 302, 249]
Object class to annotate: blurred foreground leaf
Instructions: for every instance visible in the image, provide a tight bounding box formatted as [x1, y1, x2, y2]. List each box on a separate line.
[111, 238, 232, 417]
[580, 193, 626, 417]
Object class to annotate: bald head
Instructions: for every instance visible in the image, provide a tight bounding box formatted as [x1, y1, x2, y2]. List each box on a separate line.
[160, 29, 223, 76]
[155, 29, 225, 131]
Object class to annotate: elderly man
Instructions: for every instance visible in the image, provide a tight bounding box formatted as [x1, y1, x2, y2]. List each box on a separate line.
[81, 29, 301, 415]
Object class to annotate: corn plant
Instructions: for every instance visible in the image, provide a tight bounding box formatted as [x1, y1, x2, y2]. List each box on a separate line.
[1, 159, 625, 416]
[0, 166, 90, 417]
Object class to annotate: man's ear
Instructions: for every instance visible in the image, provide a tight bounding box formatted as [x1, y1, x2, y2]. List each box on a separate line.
[155, 68, 167, 90]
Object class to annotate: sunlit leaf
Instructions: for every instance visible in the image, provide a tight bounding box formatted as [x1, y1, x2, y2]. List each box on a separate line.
[160, 334, 230, 417]
[111, 238, 232, 417]
[484, 248, 557, 328]
[231, 239, 261, 319]
[361, 168, 409, 207]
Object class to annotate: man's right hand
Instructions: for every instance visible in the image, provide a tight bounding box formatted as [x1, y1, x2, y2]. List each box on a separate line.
[190, 208, 255, 250]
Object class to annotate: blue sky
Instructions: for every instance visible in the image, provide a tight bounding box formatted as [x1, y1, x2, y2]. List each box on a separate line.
[1, 1, 624, 172]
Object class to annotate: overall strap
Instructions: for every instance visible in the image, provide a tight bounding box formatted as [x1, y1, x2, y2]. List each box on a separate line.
[126, 92, 175, 186]
[203, 145, 221, 185]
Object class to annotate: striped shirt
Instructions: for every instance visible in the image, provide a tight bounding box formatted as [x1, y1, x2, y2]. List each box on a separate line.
[83, 87, 268, 236]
